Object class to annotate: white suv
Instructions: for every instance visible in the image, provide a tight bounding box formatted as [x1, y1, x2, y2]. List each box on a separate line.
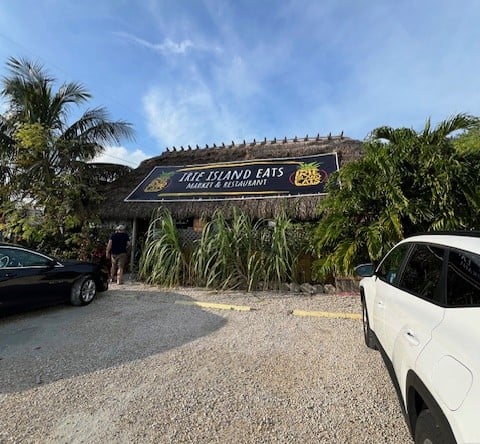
[357, 232, 480, 444]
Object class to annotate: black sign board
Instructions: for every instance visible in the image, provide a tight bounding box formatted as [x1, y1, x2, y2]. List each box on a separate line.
[125, 153, 339, 202]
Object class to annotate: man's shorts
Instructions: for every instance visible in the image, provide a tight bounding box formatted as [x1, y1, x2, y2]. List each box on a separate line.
[111, 253, 128, 268]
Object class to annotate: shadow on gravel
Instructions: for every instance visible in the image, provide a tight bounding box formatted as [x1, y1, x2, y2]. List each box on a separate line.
[0, 289, 227, 393]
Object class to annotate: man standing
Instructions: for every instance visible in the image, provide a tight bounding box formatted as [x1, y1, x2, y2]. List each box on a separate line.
[106, 224, 131, 285]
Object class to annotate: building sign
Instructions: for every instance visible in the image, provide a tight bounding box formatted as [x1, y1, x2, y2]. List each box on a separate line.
[124, 153, 339, 202]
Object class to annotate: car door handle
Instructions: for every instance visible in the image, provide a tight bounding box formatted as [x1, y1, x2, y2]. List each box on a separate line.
[404, 330, 420, 346]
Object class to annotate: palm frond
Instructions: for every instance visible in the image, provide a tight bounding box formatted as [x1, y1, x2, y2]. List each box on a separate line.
[61, 107, 134, 145]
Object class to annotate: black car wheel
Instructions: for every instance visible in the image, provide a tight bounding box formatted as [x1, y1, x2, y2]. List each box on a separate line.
[362, 298, 377, 349]
[70, 276, 97, 306]
[415, 409, 447, 444]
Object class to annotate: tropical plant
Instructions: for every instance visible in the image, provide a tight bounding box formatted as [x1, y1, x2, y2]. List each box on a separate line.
[0, 56, 133, 249]
[192, 208, 260, 290]
[313, 114, 480, 279]
[139, 208, 303, 290]
[139, 209, 190, 287]
[261, 210, 296, 290]
[453, 127, 480, 154]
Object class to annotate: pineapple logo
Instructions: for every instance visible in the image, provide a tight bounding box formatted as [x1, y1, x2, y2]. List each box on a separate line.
[293, 162, 323, 187]
[144, 172, 174, 192]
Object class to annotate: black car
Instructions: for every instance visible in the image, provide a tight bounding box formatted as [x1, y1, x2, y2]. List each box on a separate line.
[0, 242, 109, 315]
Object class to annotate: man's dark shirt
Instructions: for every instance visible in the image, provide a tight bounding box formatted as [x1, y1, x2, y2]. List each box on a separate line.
[110, 232, 130, 255]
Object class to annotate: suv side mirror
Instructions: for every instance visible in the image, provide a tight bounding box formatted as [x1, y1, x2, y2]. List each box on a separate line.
[355, 263, 375, 277]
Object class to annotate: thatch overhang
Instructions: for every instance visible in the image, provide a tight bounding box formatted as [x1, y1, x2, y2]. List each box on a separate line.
[97, 134, 363, 222]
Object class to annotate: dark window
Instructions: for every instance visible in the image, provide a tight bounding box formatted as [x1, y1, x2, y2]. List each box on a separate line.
[377, 243, 410, 285]
[447, 250, 480, 306]
[398, 244, 444, 302]
[0, 252, 9, 268]
[0, 248, 52, 268]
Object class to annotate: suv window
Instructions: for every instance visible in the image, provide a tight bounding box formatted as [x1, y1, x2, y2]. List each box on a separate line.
[398, 244, 445, 302]
[377, 243, 410, 284]
[447, 249, 480, 306]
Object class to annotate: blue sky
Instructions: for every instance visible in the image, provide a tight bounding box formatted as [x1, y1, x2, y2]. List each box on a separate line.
[1, 0, 480, 168]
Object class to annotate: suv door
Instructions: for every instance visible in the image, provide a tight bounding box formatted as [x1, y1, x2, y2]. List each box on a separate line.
[372, 242, 411, 347]
[414, 248, 480, 443]
[383, 243, 446, 401]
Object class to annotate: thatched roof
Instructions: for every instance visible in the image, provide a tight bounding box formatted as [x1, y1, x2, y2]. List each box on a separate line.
[97, 134, 363, 222]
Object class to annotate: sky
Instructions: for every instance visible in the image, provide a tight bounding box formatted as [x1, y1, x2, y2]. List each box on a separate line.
[1, 0, 480, 168]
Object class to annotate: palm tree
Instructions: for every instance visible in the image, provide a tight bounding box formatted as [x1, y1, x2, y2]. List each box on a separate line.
[371, 114, 480, 231]
[0, 56, 134, 245]
[0, 116, 15, 193]
[313, 114, 480, 279]
[1, 57, 133, 181]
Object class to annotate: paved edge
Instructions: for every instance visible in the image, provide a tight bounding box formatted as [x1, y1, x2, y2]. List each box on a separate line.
[175, 300, 252, 311]
[292, 309, 362, 320]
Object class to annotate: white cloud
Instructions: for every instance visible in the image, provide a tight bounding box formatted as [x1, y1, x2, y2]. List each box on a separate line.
[116, 32, 194, 55]
[142, 82, 244, 148]
[92, 146, 149, 168]
[0, 101, 8, 115]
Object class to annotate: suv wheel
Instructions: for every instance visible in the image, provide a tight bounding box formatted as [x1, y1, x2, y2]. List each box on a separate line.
[415, 409, 447, 444]
[362, 298, 377, 349]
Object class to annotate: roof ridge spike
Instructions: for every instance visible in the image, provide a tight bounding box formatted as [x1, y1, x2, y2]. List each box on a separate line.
[163, 132, 341, 154]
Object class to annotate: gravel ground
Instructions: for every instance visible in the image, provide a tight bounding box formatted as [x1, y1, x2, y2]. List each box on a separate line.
[0, 279, 412, 443]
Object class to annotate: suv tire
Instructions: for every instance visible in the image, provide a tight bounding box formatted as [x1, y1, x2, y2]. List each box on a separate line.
[415, 409, 448, 444]
[362, 297, 377, 349]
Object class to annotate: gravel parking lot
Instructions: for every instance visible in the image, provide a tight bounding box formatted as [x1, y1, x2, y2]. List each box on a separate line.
[0, 281, 412, 443]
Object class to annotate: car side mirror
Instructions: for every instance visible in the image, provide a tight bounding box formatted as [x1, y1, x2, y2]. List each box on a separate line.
[46, 259, 57, 268]
[354, 263, 375, 277]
